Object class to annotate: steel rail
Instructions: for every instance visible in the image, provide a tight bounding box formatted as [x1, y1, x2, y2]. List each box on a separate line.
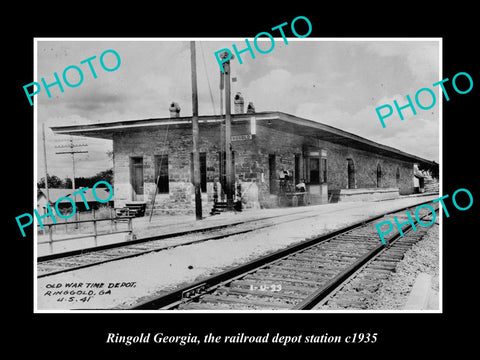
[37, 210, 334, 279]
[37, 207, 321, 262]
[293, 206, 439, 310]
[37, 213, 323, 279]
[131, 199, 436, 310]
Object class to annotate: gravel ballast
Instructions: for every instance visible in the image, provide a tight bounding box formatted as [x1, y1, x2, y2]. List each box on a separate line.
[36, 195, 440, 311]
[369, 219, 440, 310]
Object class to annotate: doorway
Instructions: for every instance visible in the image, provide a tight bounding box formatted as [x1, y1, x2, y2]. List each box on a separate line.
[294, 154, 300, 185]
[377, 163, 382, 188]
[269, 154, 276, 194]
[347, 158, 355, 189]
[154, 154, 169, 194]
[130, 156, 144, 200]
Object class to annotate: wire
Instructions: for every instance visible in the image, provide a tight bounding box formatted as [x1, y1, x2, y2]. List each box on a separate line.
[148, 121, 170, 222]
[199, 42, 217, 116]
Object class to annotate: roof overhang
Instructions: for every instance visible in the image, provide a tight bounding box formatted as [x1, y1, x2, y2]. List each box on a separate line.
[50, 111, 437, 167]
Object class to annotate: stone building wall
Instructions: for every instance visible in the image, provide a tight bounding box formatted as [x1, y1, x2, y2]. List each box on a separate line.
[112, 121, 415, 214]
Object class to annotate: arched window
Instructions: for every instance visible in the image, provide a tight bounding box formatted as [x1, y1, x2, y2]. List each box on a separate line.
[376, 163, 382, 188]
[347, 159, 355, 189]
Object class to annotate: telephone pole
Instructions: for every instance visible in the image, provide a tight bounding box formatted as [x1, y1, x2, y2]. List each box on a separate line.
[217, 52, 235, 210]
[224, 58, 233, 210]
[55, 137, 88, 225]
[190, 41, 202, 220]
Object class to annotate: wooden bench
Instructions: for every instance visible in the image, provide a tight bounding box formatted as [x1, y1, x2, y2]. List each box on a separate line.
[116, 202, 147, 217]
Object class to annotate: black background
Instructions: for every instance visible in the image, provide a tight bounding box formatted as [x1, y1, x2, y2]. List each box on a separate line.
[7, 4, 476, 356]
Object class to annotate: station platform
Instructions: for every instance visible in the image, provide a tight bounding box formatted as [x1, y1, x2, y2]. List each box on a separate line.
[37, 192, 439, 257]
[131, 192, 439, 238]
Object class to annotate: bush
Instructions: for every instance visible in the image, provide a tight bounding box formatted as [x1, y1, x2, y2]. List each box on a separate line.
[93, 204, 114, 220]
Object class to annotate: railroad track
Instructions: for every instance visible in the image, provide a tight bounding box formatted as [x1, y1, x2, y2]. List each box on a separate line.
[314, 213, 438, 310]
[37, 206, 351, 278]
[131, 201, 439, 310]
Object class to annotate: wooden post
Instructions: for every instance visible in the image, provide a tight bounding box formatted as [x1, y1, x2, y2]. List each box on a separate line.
[93, 219, 98, 247]
[219, 70, 225, 202]
[224, 60, 233, 210]
[71, 149, 79, 229]
[48, 224, 53, 254]
[42, 123, 51, 208]
[110, 207, 114, 232]
[190, 41, 202, 220]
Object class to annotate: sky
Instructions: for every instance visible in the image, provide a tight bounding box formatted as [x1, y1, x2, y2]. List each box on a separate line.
[35, 38, 440, 180]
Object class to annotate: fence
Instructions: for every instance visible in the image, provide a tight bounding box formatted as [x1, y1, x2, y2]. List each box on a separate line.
[37, 207, 135, 253]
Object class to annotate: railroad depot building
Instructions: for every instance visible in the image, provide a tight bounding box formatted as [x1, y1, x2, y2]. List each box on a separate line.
[51, 109, 438, 215]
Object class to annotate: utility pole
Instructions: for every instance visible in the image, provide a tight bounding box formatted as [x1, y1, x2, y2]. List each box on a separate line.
[224, 59, 233, 210]
[55, 137, 88, 226]
[190, 41, 202, 220]
[219, 67, 225, 202]
[220, 71, 224, 118]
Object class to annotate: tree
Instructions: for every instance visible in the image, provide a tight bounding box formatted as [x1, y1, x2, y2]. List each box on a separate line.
[37, 174, 66, 188]
[64, 177, 72, 188]
[418, 161, 439, 180]
[96, 169, 114, 185]
[71, 169, 114, 188]
[38, 169, 114, 189]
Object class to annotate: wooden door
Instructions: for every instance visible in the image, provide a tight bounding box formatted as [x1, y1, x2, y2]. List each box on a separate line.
[347, 159, 355, 189]
[131, 157, 144, 200]
[269, 154, 276, 194]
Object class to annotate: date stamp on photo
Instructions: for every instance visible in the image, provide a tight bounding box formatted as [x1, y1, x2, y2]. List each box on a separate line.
[249, 284, 282, 292]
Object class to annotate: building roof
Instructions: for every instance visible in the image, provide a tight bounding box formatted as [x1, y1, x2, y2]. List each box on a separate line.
[37, 187, 112, 204]
[50, 111, 437, 167]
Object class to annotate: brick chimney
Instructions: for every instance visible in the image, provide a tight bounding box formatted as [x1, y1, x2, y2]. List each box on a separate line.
[169, 102, 181, 118]
[234, 92, 244, 114]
